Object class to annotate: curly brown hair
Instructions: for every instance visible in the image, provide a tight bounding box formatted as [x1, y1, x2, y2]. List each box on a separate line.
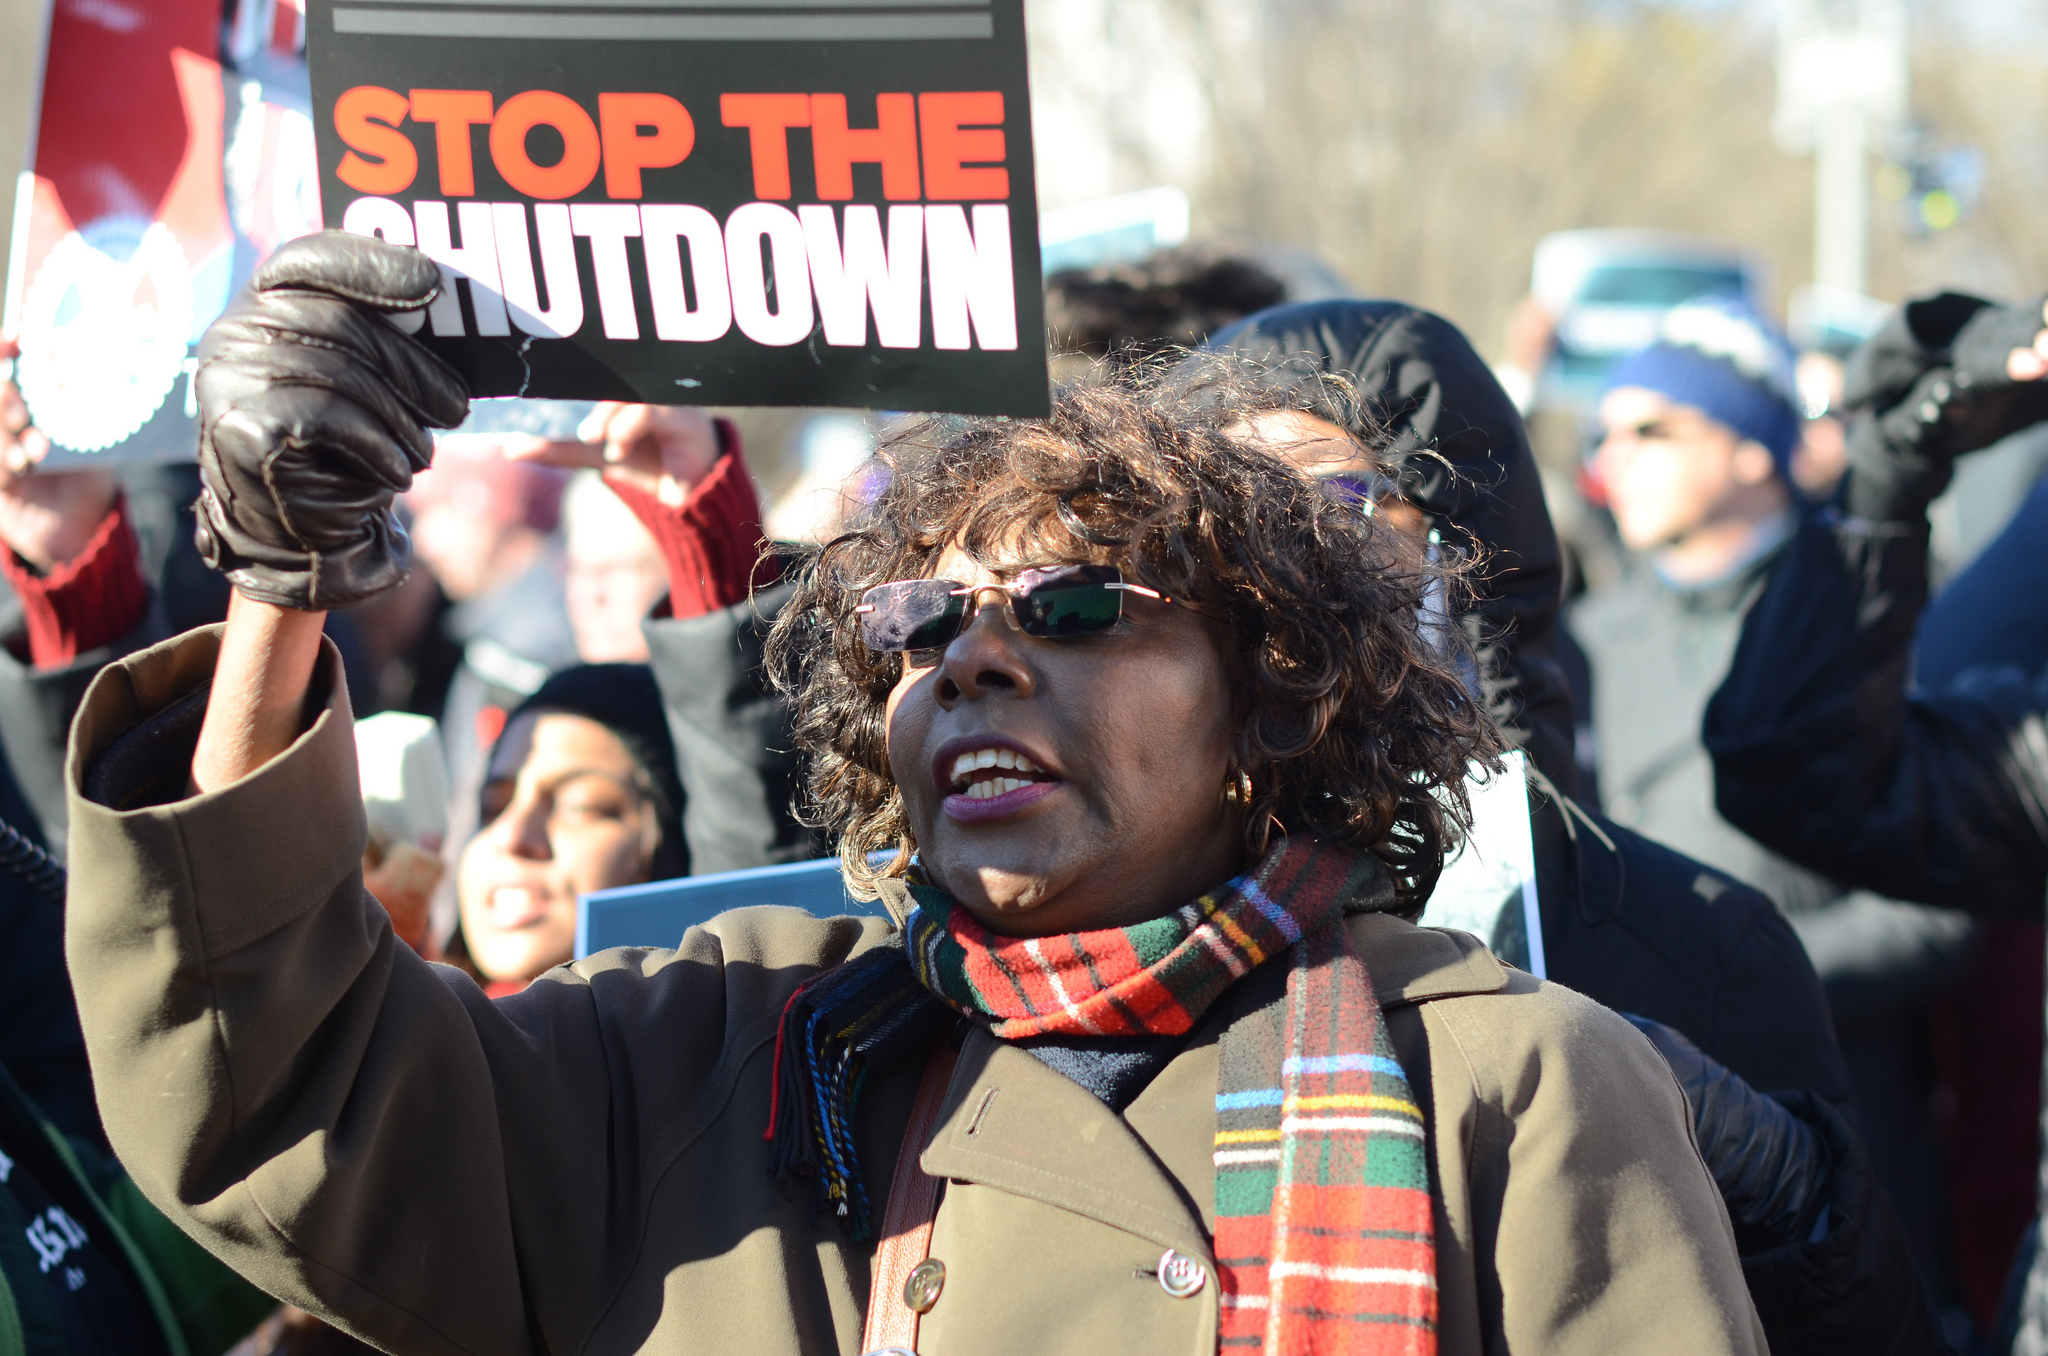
[764, 357, 1501, 918]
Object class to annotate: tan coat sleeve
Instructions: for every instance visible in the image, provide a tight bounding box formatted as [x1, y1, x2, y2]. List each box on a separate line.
[1428, 975, 1768, 1356]
[62, 628, 882, 1356]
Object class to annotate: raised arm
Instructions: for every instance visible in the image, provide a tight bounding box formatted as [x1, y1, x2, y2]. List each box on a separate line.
[65, 234, 556, 1351]
[1705, 293, 2048, 917]
[69, 617, 877, 1353]
[189, 593, 328, 791]
[179, 230, 462, 788]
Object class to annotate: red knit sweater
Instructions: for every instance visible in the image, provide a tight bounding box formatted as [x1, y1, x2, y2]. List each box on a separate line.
[604, 418, 780, 619]
[0, 496, 149, 667]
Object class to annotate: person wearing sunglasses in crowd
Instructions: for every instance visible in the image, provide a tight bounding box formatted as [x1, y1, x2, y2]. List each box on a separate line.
[59, 233, 1762, 1354]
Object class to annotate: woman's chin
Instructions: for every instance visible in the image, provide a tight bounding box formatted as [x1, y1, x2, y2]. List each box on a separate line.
[918, 842, 1037, 905]
[474, 935, 573, 985]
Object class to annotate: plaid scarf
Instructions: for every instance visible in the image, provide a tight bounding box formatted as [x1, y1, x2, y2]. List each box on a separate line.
[765, 837, 1436, 1354]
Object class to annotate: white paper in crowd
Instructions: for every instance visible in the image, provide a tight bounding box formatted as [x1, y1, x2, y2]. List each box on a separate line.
[354, 710, 449, 849]
[1419, 750, 1545, 979]
[1038, 185, 1190, 274]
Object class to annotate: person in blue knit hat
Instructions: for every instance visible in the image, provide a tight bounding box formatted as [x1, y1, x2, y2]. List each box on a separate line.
[1569, 294, 1978, 1320]
[1593, 295, 1805, 591]
[1570, 294, 1825, 899]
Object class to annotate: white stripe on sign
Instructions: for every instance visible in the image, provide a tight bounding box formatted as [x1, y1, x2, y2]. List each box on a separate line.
[332, 8, 994, 40]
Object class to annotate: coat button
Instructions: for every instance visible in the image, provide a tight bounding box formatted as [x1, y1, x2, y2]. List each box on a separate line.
[1157, 1248, 1207, 1298]
[903, 1258, 946, 1313]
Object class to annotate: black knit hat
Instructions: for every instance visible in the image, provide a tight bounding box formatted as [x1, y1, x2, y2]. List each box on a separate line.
[491, 663, 689, 877]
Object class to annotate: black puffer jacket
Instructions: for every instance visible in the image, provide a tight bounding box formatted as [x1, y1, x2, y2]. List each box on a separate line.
[1739, 1091, 1940, 1355]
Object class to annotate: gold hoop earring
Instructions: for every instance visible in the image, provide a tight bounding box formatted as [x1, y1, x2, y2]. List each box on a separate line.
[1223, 765, 1253, 807]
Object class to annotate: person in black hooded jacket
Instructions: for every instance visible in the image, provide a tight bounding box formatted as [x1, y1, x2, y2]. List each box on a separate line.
[1205, 297, 1937, 1354]
[1207, 300, 1576, 783]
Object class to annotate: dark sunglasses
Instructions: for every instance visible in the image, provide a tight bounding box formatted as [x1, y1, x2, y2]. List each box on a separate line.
[1319, 472, 1399, 508]
[853, 563, 1170, 652]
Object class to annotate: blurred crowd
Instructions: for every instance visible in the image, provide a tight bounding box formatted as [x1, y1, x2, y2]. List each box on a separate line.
[8, 225, 2048, 1354]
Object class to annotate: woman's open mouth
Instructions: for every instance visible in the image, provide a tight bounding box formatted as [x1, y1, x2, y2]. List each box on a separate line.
[937, 741, 1064, 822]
[481, 885, 554, 931]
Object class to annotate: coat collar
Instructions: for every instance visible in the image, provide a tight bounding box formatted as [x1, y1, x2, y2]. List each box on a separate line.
[873, 874, 912, 928]
[1348, 910, 1510, 1006]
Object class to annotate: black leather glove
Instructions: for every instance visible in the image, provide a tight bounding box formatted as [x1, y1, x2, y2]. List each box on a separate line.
[194, 230, 469, 610]
[1623, 1013, 1832, 1255]
[1840, 290, 1991, 412]
[1843, 290, 2048, 523]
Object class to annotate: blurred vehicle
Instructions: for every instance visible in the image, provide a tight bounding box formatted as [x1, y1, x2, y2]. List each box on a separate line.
[1532, 229, 1770, 412]
[1788, 282, 1894, 360]
[1038, 185, 1191, 274]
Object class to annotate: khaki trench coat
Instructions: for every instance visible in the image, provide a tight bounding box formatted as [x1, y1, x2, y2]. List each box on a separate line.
[62, 629, 1765, 1356]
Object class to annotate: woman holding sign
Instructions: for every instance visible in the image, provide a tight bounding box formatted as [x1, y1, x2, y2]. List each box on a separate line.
[60, 232, 1762, 1355]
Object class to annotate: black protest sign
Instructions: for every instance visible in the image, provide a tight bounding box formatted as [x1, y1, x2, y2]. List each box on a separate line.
[304, 0, 1048, 416]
